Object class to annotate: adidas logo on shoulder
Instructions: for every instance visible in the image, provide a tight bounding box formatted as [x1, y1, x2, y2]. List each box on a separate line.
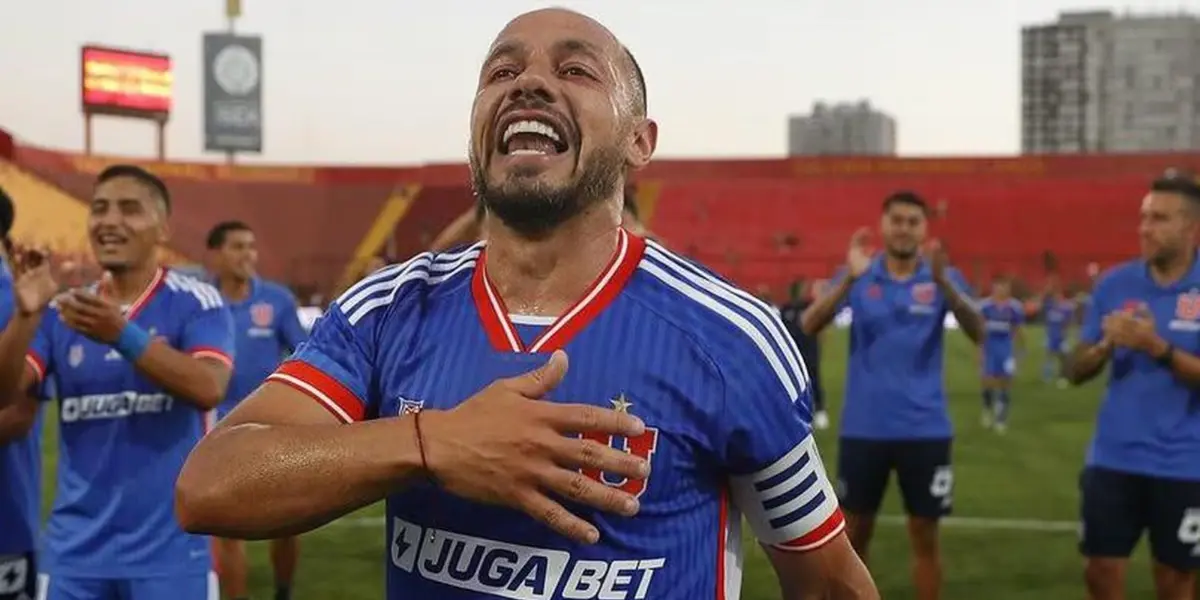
[163, 270, 224, 310]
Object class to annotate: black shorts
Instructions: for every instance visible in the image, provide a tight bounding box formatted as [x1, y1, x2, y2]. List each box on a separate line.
[836, 438, 953, 519]
[0, 552, 36, 600]
[800, 346, 824, 411]
[1079, 466, 1200, 571]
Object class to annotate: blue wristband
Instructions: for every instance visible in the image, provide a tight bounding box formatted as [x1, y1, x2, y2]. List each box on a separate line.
[114, 323, 153, 361]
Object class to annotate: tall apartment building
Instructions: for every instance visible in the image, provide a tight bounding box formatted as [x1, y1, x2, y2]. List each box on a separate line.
[787, 101, 897, 156]
[1022, 10, 1200, 153]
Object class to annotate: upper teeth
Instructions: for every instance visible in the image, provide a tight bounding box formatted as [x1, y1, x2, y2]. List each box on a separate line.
[503, 120, 561, 144]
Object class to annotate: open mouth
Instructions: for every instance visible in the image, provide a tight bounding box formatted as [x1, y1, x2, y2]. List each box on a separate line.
[94, 232, 127, 251]
[499, 118, 569, 156]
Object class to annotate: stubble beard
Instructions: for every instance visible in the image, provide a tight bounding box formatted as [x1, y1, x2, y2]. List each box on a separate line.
[471, 145, 624, 239]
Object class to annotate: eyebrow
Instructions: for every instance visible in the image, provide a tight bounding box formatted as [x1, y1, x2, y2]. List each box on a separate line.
[91, 196, 152, 210]
[484, 40, 524, 66]
[557, 38, 604, 62]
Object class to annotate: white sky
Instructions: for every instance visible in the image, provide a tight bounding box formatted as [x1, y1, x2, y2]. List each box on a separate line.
[1, 0, 1196, 164]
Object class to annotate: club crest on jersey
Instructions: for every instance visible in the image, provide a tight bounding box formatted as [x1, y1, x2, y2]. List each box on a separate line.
[1171, 291, 1200, 331]
[1177, 291, 1200, 320]
[251, 302, 275, 328]
[68, 344, 84, 368]
[580, 394, 659, 499]
[866, 284, 882, 299]
[1123, 299, 1148, 313]
[911, 282, 936, 305]
[398, 398, 424, 415]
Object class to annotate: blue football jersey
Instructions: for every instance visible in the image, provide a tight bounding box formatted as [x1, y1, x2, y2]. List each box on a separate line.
[835, 258, 971, 440]
[979, 298, 1024, 356]
[25, 268, 236, 578]
[219, 278, 307, 416]
[0, 260, 43, 556]
[268, 232, 844, 600]
[1043, 296, 1075, 349]
[1081, 257, 1200, 480]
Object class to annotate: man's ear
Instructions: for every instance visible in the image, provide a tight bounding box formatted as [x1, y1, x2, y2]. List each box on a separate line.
[157, 220, 171, 246]
[625, 118, 658, 171]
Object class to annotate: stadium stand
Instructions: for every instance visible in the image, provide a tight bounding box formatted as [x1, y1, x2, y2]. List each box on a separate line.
[0, 159, 91, 256]
[0, 125, 1194, 299]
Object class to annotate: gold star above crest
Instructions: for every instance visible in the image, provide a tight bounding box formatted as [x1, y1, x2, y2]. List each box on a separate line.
[610, 394, 633, 413]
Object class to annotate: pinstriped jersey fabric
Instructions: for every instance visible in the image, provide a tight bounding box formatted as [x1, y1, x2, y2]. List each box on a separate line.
[25, 268, 236, 578]
[270, 230, 844, 600]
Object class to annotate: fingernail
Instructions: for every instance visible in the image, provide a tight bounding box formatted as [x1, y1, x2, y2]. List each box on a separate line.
[585, 528, 600, 544]
[630, 417, 645, 434]
[624, 497, 639, 515]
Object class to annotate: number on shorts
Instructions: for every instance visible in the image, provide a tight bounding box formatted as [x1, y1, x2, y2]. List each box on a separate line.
[929, 465, 954, 508]
[1177, 508, 1200, 555]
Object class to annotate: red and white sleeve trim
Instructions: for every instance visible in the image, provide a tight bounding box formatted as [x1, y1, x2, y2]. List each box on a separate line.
[771, 508, 846, 553]
[266, 360, 365, 423]
[24, 352, 45, 384]
[190, 346, 234, 368]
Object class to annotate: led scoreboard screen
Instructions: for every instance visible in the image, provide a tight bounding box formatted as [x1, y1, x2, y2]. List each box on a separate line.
[81, 45, 173, 117]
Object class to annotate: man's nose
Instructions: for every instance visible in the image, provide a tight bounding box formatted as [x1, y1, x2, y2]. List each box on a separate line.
[508, 69, 556, 105]
[92, 208, 121, 226]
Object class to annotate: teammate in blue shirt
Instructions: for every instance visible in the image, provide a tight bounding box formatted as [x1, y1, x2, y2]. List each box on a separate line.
[1039, 273, 1076, 387]
[0, 187, 42, 600]
[802, 192, 982, 600]
[0, 165, 236, 600]
[1066, 171, 1200, 599]
[176, 8, 879, 599]
[206, 221, 307, 600]
[977, 277, 1025, 433]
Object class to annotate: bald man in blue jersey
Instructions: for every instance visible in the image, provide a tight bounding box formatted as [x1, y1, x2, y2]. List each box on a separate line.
[803, 191, 983, 600]
[1066, 170, 1200, 600]
[175, 7, 879, 599]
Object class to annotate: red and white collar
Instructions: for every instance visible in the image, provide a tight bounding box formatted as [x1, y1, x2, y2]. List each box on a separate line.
[471, 228, 645, 353]
[101, 267, 166, 320]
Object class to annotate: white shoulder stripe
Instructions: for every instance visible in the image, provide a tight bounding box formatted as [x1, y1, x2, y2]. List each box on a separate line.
[342, 256, 478, 326]
[336, 245, 482, 310]
[165, 271, 223, 310]
[338, 254, 432, 311]
[644, 243, 809, 392]
[639, 260, 803, 400]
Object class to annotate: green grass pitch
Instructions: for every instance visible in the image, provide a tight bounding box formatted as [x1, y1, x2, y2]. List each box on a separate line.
[35, 326, 1159, 598]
